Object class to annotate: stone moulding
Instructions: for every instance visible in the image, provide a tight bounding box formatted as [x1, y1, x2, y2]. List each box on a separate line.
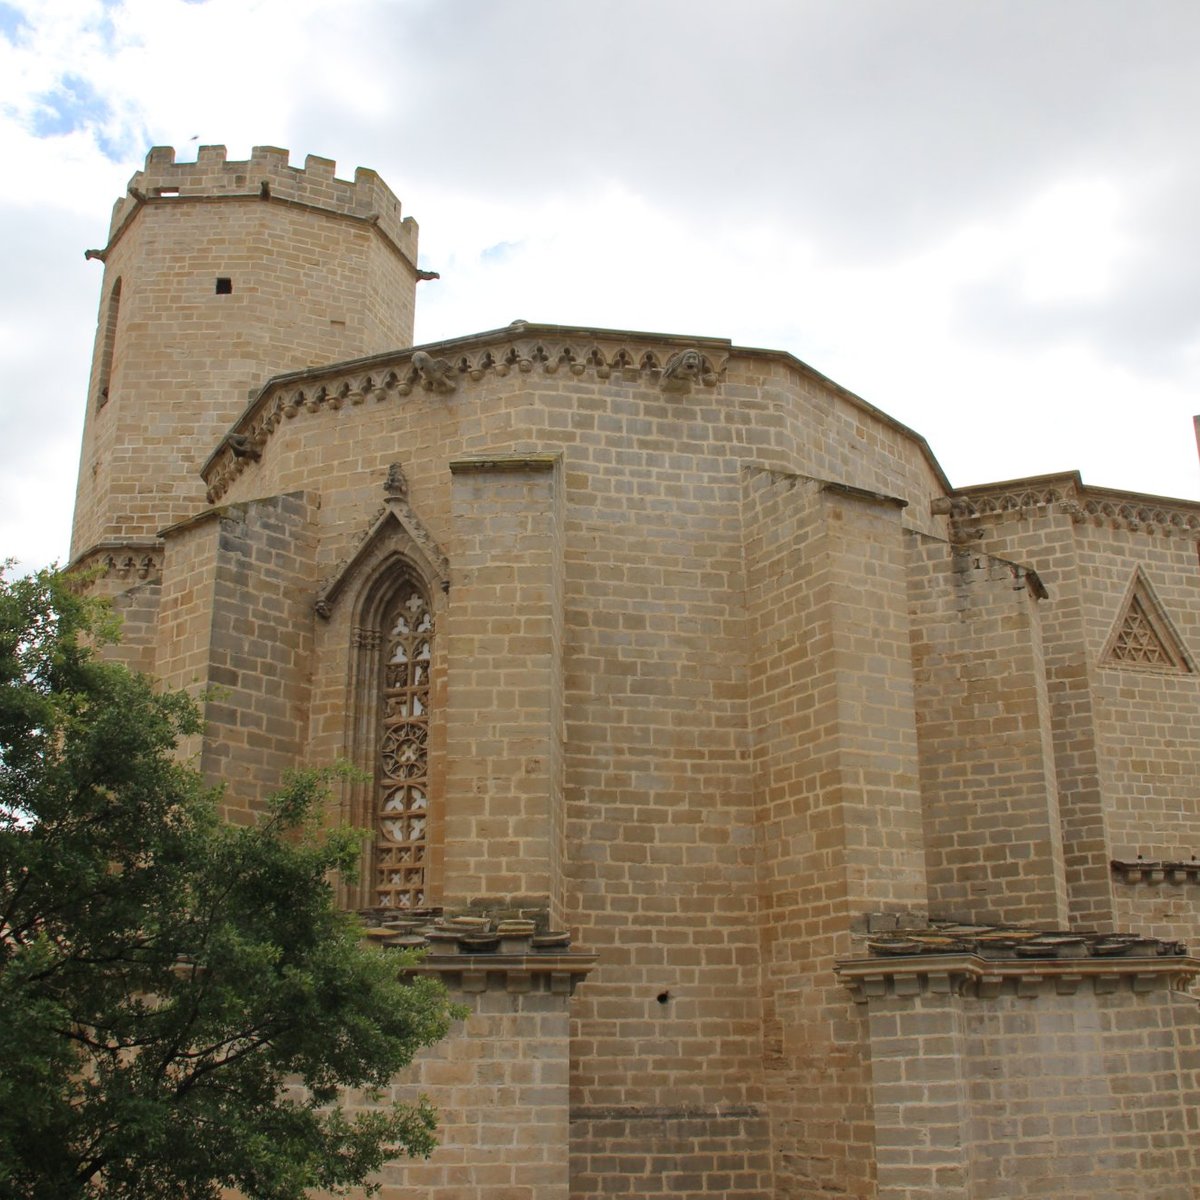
[1066, 498, 1200, 535]
[68, 540, 164, 582]
[836, 953, 1200, 1003]
[200, 333, 729, 504]
[570, 1104, 763, 1122]
[1112, 859, 1200, 885]
[448, 453, 560, 474]
[936, 473, 1200, 537]
[399, 951, 595, 996]
[935, 485, 1066, 519]
[314, 466, 449, 619]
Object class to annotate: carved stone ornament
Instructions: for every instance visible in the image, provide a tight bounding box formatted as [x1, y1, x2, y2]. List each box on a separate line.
[202, 336, 729, 504]
[661, 347, 705, 393]
[384, 462, 408, 500]
[411, 350, 457, 395]
[226, 433, 262, 461]
[314, 471, 449, 620]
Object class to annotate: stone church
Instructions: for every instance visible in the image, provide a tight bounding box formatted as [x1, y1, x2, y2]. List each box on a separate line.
[70, 146, 1200, 1199]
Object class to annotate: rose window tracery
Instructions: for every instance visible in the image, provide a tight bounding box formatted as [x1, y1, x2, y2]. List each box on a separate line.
[375, 582, 432, 908]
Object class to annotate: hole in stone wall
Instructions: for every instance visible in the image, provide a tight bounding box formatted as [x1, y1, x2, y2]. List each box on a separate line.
[656, 991, 670, 1005]
[215, 277, 233, 295]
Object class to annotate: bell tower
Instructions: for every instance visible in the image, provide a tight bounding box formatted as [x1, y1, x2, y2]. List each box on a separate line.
[70, 145, 422, 559]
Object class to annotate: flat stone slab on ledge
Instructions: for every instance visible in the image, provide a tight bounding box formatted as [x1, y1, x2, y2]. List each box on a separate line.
[357, 907, 595, 995]
[861, 920, 1187, 960]
[838, 920, 1199, 1003]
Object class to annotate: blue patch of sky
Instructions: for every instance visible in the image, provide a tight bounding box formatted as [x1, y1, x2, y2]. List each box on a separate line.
[32, 74, 112, 139]
[31, 73, 130, 162]
[0, 2, 28, 42]
[482, 241, 521, 264]
[95, 129, 129, 163]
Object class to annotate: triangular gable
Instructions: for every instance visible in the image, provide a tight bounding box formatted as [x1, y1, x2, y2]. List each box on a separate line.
[314, 464, 448, 619]
[1101, 568, 1193, 672]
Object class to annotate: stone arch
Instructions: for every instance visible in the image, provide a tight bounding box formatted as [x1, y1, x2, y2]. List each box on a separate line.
[344, 550, 444, 911]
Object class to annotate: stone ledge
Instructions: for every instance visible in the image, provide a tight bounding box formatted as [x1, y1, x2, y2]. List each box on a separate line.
[361, 908, 594, 995]
[837, 953, 1200, 1003]
[860, 920, 1187, 960]
[449, 453, 560, 474]
[402, 952, 595, 996]
[1112, 859, 1200, 885]
[570, 1105, 763, 1123]
[68, 540, 164, 581]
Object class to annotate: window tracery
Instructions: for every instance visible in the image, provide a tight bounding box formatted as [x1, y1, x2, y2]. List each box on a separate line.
[374, 579, 433, 908]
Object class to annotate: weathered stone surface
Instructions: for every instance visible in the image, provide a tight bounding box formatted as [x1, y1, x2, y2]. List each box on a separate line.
[68, 147, 1200, 1200]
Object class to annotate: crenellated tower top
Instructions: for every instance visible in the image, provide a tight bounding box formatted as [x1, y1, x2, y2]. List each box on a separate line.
[72, 144, 424, 560]
[96, 144, 418, 266]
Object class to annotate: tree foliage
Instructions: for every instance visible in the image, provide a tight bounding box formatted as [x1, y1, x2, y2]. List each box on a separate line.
[0, 567, 461, 1199]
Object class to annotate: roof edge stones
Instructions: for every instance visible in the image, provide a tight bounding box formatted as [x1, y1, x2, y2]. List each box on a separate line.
[837, 953, 1200, 1003]
[937, 470, 1200, 534]
[200, 322, 952, 504]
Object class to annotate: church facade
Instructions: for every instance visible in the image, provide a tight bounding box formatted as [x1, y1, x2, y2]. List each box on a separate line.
[70, 146, 1200, 1199]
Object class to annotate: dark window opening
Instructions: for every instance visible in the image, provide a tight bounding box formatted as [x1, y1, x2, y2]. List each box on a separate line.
[215, 277, 233, 295]
[96, 277, 121, 408]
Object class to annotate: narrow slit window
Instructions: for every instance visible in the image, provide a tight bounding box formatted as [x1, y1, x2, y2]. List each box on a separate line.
[96, 277, 121, 408]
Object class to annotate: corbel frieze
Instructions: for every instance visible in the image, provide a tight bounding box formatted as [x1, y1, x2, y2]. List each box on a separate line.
[202, 337, 728, 504]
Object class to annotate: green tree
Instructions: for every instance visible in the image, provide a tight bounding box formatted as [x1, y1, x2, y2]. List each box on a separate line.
[0, 567, 461, 1199]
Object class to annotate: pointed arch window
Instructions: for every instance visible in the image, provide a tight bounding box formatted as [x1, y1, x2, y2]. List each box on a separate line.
[96, 277, 121, 408]
[375, 577, 433, 908]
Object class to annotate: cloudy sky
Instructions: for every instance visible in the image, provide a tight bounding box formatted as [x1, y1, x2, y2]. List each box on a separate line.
[3, 0, 1199, 570]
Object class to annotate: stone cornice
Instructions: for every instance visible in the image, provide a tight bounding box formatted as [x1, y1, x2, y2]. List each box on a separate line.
[68, 540, 164, 581]
[837, 953, 1200, 1003]
[937, 472, 1200, 535]
[200, 326, 731, 504]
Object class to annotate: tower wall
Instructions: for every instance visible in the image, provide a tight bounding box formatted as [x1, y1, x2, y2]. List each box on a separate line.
[71, 146, 420, 558]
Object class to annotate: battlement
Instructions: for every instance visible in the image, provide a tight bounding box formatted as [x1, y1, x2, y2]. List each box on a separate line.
[105, 145, 416, 261]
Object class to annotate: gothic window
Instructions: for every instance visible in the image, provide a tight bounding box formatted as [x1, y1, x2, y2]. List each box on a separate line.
[374, 578, 433, 908]
[96, 277, 121, 407]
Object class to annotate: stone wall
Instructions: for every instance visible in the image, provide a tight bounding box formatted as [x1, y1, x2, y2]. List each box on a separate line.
[908, 532, 1067, 926]
[847, 954, 1200, 1200]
